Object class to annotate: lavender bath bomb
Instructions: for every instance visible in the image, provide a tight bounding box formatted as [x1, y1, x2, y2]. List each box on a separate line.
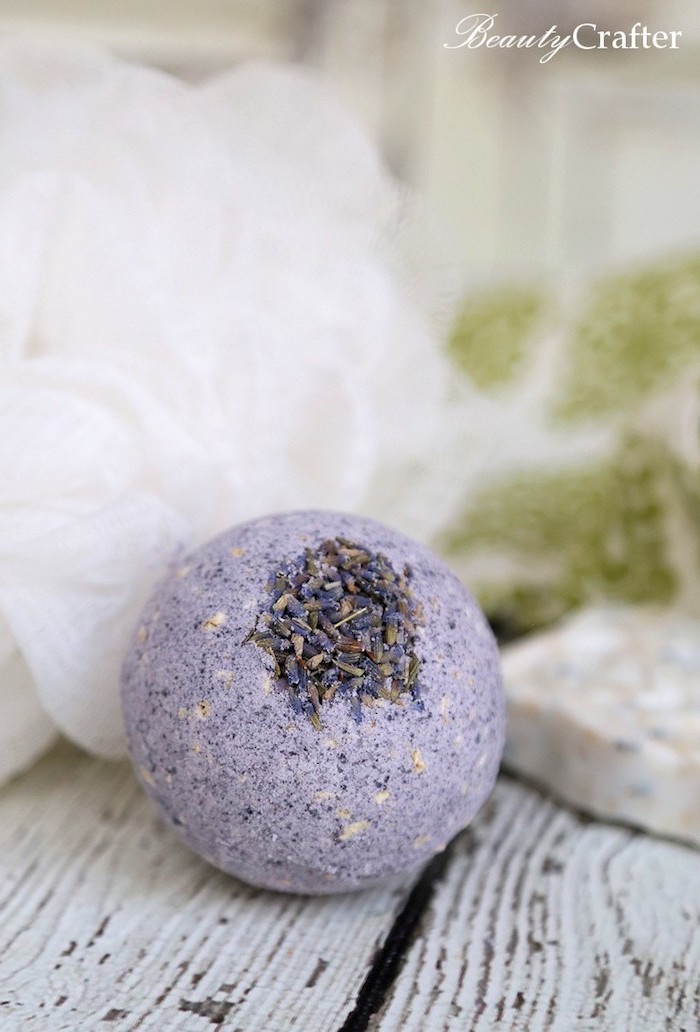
[121, 511, 505, 894]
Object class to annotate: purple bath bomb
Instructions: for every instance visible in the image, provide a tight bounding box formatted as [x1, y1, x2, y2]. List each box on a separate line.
[120, 510, 505, 894]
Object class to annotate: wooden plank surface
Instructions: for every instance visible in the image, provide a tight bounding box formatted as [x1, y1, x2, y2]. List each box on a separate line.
[1, 743, 699, 1031]
[0, 743, 410, 1031]
[376, 778, 700, 1032]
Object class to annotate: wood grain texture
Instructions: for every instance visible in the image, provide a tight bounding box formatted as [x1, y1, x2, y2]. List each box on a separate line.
[0, 742, 410, 1032]
[375, 778, 700, 1032]
[2, 745, 699, 1031]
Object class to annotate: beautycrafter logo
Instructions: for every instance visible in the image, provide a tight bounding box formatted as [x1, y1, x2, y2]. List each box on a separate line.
[444, 13, 683, 64]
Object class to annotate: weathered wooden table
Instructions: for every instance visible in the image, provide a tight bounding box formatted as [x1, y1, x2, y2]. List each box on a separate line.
[1, 741, 699, 1031]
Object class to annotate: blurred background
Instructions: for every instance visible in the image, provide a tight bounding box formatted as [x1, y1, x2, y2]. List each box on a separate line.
[1, 0, 699, 282]
[1, 0, 699, 660]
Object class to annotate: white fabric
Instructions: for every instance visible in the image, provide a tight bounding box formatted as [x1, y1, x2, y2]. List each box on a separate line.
[0, 40, 467, 778]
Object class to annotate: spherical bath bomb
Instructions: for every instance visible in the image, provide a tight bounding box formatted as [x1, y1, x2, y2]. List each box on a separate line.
[121, 511, 505, 894]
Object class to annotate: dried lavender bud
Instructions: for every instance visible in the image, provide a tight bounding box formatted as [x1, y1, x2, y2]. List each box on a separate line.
[246, 538, 424, 728]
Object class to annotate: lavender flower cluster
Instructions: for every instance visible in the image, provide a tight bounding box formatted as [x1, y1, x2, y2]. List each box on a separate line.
[245, 538, 424, 728]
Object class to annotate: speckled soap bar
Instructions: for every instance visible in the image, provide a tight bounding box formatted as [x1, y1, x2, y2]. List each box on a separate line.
[121, 511, 505, 893]
[502, 605, 700, 846]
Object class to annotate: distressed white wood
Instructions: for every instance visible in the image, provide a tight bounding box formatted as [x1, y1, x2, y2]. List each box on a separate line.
[2, 744, 699, 1031]
[0, 742, 410, 1031]
[377, 777, 700, 1032]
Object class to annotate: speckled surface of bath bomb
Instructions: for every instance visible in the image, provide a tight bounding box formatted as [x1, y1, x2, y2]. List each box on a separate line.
[120, 511, 505, 894]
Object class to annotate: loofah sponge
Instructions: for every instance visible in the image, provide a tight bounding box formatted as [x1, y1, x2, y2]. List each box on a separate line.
[0, 41, 465, 783]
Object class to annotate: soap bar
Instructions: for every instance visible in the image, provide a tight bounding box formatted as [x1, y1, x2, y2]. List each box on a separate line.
[502, 605, 700, 846]
[121, 510, 505, 893]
